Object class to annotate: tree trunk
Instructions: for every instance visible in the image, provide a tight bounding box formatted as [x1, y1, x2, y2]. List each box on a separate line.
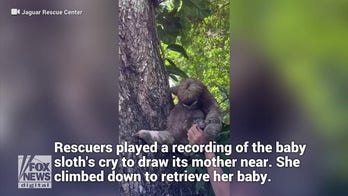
[119, 0, 195, 195]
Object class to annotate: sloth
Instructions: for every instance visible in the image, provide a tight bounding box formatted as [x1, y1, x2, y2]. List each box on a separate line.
[134, 78, 222, 145]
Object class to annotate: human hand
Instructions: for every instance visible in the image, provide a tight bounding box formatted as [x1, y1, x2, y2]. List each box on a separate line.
[187, 124, 209, 145]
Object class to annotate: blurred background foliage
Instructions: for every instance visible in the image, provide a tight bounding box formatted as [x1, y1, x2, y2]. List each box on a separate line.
[231, 0, 348, 183]
[155, 0, 230, 124]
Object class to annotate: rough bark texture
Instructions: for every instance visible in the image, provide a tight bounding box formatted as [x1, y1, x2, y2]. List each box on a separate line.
[119, 0, 195, 195]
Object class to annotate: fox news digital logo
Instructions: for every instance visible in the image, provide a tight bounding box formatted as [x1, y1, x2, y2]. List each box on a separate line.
[18, 155, 52, 189]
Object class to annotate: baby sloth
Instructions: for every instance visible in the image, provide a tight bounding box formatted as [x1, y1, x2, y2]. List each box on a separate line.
[134, 78, 221, 145]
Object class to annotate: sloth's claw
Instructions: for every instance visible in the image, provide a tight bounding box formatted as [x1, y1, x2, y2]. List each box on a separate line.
[133, 130, 146, 138]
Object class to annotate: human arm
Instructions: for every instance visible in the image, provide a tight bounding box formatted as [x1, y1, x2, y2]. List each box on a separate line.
[187, 125, 230, 196]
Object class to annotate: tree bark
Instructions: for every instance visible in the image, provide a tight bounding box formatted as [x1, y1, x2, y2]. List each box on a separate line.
[119, 0, 195, 195]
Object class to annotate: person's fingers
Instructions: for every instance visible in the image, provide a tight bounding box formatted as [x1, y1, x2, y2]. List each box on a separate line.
[188, 124, 208, 145]
[189, 125, 198, 136]
[187, 129, 193, 138]
[187, 131, 195, 144]
[187, 133, 192, 142]
[196, 126, 203, 133]
[192, 125, 203, 136]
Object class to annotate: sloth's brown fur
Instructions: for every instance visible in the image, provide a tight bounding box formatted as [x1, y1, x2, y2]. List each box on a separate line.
[172, 78, 215, 111]
[135, 78, 222, 144]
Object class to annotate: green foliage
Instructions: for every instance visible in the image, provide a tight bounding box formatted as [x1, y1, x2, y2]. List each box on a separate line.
[166, 44, 189, 59]
[165, 58, 189, 80]
[156, 0, 230, 124]
[155, 1, 230, 194]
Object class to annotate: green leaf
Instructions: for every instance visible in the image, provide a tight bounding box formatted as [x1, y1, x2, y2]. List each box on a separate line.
[181, 0, 211, 21]
[167, 44, 189, 59]
[169, 74, 179, 82]
[157, 16, 182, 45]
[165, 58, 189, 78]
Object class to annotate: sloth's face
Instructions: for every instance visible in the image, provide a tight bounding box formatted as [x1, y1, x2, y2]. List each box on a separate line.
[177, 78, 204, 110]
[182, 98, 198, 109]
[180, 99, 199, 109]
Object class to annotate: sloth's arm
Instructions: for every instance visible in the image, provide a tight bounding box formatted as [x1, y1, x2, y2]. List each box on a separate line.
[203, 102, 222, 140]
[134, 130, 175, 144]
